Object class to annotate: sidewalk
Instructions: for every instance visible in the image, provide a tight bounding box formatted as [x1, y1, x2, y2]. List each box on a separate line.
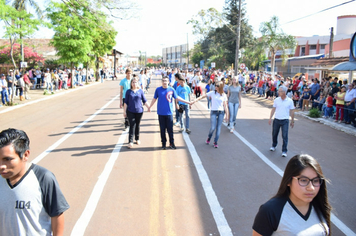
[0, 76, 124, 115]
[244, 93, 356, 137]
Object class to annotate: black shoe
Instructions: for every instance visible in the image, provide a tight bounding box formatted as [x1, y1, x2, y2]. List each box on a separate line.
[162, 145, 166, 150]
[169, 143, 176, 149]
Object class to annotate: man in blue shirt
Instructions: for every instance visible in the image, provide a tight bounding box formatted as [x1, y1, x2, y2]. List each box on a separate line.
[120, 69, 132, 129]
[310, 79, 320, 107]
[176, 74, 191, 134]
[149, 76, 191, 150]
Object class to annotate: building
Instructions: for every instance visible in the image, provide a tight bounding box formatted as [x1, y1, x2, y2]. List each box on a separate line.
[162, 44, 189, 68]
[265, 15, 356, 81]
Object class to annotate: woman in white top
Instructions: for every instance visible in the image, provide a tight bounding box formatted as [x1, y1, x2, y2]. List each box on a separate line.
[193, 81, 229, 148]
[139, 70, 146, 92]
[193, 71, 203, 98]
[44, 69, 53, 93]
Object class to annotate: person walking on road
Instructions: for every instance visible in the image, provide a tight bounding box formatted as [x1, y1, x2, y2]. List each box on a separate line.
[149, 76, 191, 150]
[269, 86, 295, 157]
[227, 76, 242, 133]
[193, 81, 229, 148]
[0, 128, 70, 236]
[252, 154, 331, 236]
[120, 69, 132, 129]
[176, 74, 192, 134]
[124, 78, 150, 149]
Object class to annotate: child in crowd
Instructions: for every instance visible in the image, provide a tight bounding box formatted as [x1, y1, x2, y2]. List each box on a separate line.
[292, 91, 300, 108]
[301, 87, 311, 111]
[323, 92, 334, 118]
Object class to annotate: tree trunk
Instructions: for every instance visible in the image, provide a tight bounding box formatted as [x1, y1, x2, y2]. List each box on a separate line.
[86, 62, 89, 84]
[10, 38, 17, 105]
[95, 56, 100, 82]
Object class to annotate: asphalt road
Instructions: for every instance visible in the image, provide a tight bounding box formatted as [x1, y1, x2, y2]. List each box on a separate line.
[1, 74, 355, 236]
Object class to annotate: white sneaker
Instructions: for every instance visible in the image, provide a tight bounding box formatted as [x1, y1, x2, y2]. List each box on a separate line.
[230, 128, 234, 133]
[128, 143, 133, 149]
[174, 122, 180, 127]
[282, 152, 287, 157]
[270, 147, 276, 151]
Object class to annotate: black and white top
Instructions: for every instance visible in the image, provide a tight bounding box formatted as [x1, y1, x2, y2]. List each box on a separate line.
[0, 164, 70, 236]
[253, 196, 328, 236]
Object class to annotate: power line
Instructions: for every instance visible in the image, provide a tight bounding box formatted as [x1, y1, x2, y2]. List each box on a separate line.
[282, 0, 355, 25]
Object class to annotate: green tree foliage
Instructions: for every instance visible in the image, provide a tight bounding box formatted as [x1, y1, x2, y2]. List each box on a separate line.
[259, 16, 296, 76]
[47, 1, 94, 66]
[188, 1, 254, 69]
[47, 0, 117, 81]
[0, 0, 41, 104]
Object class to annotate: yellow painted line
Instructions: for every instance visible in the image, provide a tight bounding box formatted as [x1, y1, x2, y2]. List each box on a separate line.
[161, 152, 176, 236]
[149, 128, 160, 236]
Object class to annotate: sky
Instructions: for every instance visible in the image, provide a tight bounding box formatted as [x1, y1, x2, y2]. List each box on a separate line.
[1, 0, 356, 57]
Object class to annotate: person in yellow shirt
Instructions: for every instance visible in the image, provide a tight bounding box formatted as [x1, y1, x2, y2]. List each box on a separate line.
[334, 86, 346, 123]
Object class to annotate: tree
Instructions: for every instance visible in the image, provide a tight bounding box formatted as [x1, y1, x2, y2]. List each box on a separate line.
[0, 43, 45, 66]
[0, 0, 41, 104]
[187, 8, 224, 42]
[8, 0, 43, 64]
[259, 16, 296, 77]
[47, 0, 94, 86]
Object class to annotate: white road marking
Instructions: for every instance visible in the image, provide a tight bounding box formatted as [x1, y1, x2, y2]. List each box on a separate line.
[70, 129, 128, 236]
[197, 101, 356, 236]
[31, 94, 120, 164]
[181, 126, 233, 236]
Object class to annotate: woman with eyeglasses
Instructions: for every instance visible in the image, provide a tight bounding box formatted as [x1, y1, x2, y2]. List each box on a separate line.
[252, 154, 331, 236]
[124, 78, 150, 149]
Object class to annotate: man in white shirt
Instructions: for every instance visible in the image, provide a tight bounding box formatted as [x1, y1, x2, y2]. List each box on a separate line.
[344, 83, 356, 124]
[268, 86, 295, 157]
[1, 74, 10, 106]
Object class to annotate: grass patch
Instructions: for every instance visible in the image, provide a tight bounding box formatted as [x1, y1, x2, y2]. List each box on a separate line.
[308, 108, 321, 118]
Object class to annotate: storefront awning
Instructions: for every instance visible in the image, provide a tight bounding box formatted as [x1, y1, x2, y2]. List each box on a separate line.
[330, 61, 356, 71]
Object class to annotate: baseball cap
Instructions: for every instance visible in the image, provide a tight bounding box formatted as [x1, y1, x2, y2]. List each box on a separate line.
[0, 74, 5, 77]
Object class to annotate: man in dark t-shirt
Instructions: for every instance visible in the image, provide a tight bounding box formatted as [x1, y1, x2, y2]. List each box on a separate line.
[0, 128, 70, 236]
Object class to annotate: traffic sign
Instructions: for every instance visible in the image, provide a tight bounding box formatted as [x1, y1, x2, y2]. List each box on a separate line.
[239, 63, 245, 70]
[211, 62, 216, 68]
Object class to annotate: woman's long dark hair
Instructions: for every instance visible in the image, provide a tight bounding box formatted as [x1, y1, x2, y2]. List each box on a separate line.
[274, 154, 331, 235]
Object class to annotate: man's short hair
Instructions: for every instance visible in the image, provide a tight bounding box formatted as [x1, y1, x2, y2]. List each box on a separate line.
[0, 128, 30, 159]
[125, 68, 132, 74]
[279, 85, 288, 93]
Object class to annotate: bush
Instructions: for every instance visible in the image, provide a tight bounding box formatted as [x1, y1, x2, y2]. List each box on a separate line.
[308, 108, 321, 118]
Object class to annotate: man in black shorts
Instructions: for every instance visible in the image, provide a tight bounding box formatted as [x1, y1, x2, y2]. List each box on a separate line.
[0, 128, 70, 235]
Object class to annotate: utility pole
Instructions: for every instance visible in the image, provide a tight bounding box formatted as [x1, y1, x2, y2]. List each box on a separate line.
[187, 33, 189, 69]
[234, 0, 242, 76]
[329, 27, 334, 58]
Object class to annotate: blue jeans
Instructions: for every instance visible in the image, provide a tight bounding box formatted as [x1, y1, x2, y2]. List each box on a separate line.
[228, 102, 239, 128]
[178, 104, 190, 129]
[324, 107, 333, 117]
[208, 110, 225, 143]
[272, 119, 289, 153]
[207, 98, 211, 109]
[46, 82, 53, 92]
[344, 102, 355, 123]
[1, 89, 9, 104]
[158, 115, 174, 145]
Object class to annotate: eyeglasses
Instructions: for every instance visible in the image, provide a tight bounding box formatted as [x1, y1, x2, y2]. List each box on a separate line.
[293, 176, 323, 187]
[162, 80, 168, 82]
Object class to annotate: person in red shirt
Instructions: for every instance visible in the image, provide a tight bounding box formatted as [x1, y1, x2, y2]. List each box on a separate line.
[292, 76, 300, 92]
[323, 92, 334, 118]
[23, 71, 32, 100]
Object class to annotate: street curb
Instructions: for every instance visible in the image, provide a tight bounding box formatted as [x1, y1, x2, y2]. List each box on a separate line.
[295, 110, 356, 137]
